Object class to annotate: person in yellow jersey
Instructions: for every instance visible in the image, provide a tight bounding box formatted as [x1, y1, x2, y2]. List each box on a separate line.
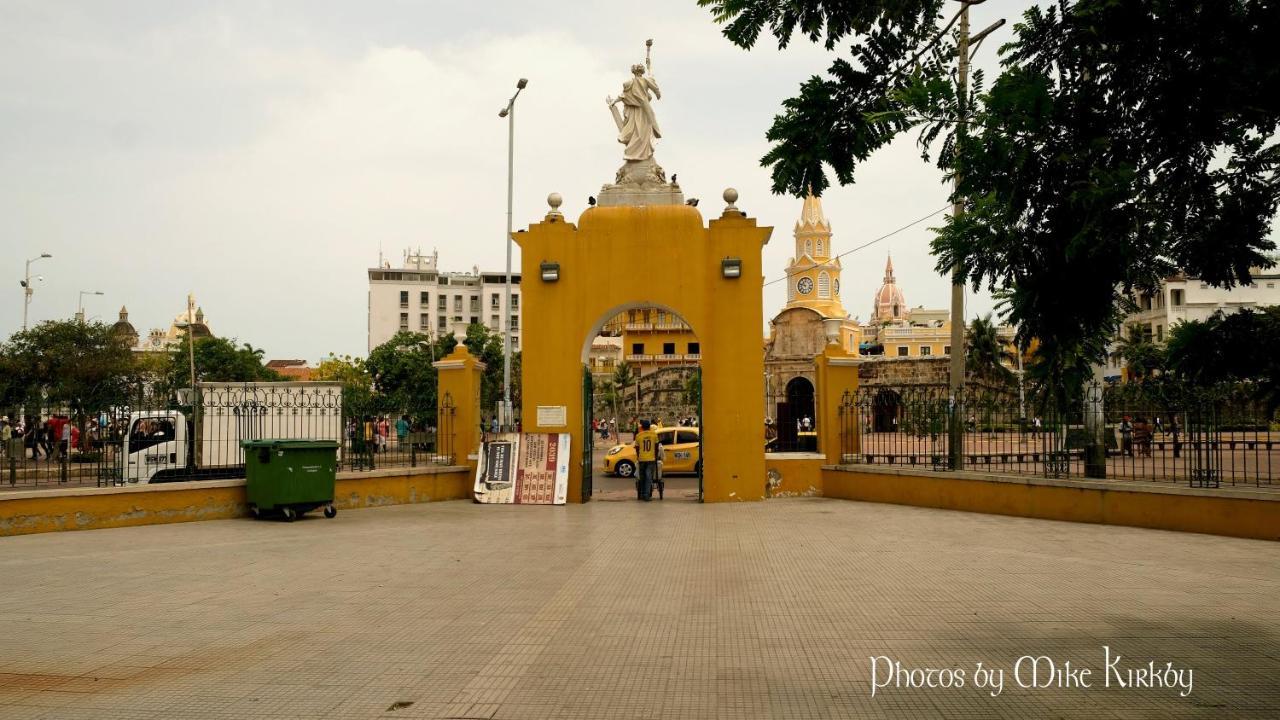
[634, 419, 662, 501]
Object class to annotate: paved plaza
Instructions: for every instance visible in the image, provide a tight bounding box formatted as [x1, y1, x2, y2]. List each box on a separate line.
[1, 498, 1277, 719]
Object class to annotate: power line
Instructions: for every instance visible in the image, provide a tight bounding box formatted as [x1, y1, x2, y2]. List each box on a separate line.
[763, 205, 951, 288]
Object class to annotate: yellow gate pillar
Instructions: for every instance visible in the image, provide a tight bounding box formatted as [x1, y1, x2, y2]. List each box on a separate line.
[815, 345, 860, 465]
[517, 193, 772, 502]
[434, 345, 486, 469]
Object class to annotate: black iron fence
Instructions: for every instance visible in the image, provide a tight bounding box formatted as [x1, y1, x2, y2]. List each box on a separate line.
[3, 383, 459, 492]
[845, 380, 1277, 488]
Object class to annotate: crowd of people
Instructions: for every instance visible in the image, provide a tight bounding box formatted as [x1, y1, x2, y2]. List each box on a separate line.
[0, 414, 91, 463]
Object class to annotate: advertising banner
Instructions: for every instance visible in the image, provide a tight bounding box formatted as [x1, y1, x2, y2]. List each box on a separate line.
[474, 432, 571, 504]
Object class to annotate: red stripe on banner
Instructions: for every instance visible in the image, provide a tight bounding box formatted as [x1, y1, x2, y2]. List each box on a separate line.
[545, 434, 558, 472]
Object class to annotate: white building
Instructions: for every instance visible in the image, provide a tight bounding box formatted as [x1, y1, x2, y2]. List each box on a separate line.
[367, 249, 522, 353]
[1106, 268, 1280, 377]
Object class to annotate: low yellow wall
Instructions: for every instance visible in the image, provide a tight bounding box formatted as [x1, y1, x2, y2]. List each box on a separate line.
[0, 466, 473, 538]
[765, 454, 824, 497]
[823, 465, 1280, 541]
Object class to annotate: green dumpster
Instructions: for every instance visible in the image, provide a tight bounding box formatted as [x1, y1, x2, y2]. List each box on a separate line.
[242, 439, 340, 521]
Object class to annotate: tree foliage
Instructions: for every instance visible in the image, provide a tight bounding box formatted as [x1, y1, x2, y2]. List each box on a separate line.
[364, 331, 453, 423]
[932, 1, 1279, 396]
[965, 313, 1013, 382]
[1165, 308, 1280, 410]
[706, 0, 1280, 397]
[167, 336, 282, 387]
[0, 320, 138, 412]
[699, 0, 946, 194]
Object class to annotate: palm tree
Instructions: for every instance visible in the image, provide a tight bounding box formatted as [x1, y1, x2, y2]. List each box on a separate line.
[613, 361, 636, 416]
[966, 314, 1015, 382]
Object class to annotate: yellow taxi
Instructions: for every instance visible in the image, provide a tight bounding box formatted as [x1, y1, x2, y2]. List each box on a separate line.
[603, 426, 701, 477]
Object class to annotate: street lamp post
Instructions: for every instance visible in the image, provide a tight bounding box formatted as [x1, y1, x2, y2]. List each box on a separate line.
[948, 0, 1004, 470]
[76, 290, 104, 323]
[20, 253, 53, 331]
[498, 77, 528, 431]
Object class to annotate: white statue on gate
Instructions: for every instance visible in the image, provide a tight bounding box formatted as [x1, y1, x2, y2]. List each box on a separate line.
[596, 39, 684, 205]
[607, 40, 662, 162]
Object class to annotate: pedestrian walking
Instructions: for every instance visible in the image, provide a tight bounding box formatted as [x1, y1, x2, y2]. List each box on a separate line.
[396, 415, 410, 448]
[1120, 416, 1134, 457]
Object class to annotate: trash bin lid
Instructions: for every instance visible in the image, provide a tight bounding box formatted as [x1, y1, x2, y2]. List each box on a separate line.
[240, 439, 340, 450]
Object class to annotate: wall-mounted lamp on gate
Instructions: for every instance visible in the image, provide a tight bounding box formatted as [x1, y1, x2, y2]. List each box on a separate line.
[721, 257, 742, 279]
[540, 261, 560, 282]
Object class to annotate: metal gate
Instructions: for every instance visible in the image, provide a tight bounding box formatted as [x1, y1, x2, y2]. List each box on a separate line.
[694, 367, 703, 502]
[581, 365, 594, 502]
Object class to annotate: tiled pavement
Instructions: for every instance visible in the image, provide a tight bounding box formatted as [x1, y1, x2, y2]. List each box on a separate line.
[0, 498, 1277, 719]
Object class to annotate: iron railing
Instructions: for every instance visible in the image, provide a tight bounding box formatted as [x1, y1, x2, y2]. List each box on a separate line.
[845, 380, 1276, 488]
[3, 383, 459, 492]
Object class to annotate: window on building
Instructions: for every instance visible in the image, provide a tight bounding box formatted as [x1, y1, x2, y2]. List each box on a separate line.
[1157, 325, 1164, 341]
[399, 291, 409, 307]
[512, 337, 518, 349]
[944, 345, 951, 355]
[628, 309, 637, 323]
[897, 346, 909, 357]
[921, 346, 931, 356]
[1171, 289, 1184, 305]
[511, 294, 519, 310]
[399, 312, 409, 329]
[419, 314, 428, 329]
[491, 314, 499, 329]
[1268, 283, 1276, 289]
[663, 342, 676, 355]
[452, 296, 462, 312]
[818, 271, 831, 298]
[438, 316, 447, 330]
[469, 316, 478, 326]
[804, 240, 812, 256]
[491, 293, 500, 308]
[419, 291, 429, 305]
[688, 342, 700, 355]
[816, 240, 824, 256]
[509, 315, 518, 331]
[632, 342, 644, 355]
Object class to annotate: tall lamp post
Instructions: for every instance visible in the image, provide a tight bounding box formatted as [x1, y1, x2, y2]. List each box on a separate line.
[21, 252, 53, 331]
[498, 77, 528, 430]
[76, 290, 104, 323]
[948, 0, 1004, 470]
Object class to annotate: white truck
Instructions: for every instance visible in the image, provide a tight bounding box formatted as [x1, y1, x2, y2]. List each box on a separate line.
[119, 381, 344, 484]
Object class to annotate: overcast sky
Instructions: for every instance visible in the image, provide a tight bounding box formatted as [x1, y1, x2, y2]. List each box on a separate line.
[1, 0, 1027, 361]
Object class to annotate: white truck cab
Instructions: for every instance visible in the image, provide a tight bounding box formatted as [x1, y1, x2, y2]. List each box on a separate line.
[122, 411, 188, 483]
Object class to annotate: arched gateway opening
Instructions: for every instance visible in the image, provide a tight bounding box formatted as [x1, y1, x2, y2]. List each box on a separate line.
[583, 304, 703, 501]
[515, 196, 771, 502]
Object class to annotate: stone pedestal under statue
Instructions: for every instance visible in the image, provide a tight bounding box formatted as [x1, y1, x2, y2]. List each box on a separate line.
[597, 157, 684, 207]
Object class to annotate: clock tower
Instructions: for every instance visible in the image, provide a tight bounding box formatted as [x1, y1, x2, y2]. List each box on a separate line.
[784, 188, 846, 319]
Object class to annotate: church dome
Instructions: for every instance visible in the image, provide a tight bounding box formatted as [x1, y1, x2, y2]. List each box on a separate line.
[111, 306, 139, 346]
[872, 255, 907, 322]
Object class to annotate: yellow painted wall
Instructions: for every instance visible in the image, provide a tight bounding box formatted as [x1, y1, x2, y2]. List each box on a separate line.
[517, 204, 771, 502]
[822, 466, 1280, 541]
[765, 456, 823, 497]
[434, 345, 485, 469]
[0, 467, 473, 537]
[623, 328, 700, 357]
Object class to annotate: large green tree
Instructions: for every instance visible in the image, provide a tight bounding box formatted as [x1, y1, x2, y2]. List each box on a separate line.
[1165, 307, 1280, 410]
[0, 320, 138, 412]
[364, 331, 453, 423]
[167, 335, 282, 387]
[705, 0, 1280, 398]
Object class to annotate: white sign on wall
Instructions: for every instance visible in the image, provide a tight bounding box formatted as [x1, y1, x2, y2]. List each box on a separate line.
[536, 405, 568, 427]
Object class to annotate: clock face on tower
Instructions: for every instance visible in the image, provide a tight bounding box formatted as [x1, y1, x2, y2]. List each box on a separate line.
[797, 277, 813, 295]
[834, 279, 840, 296]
